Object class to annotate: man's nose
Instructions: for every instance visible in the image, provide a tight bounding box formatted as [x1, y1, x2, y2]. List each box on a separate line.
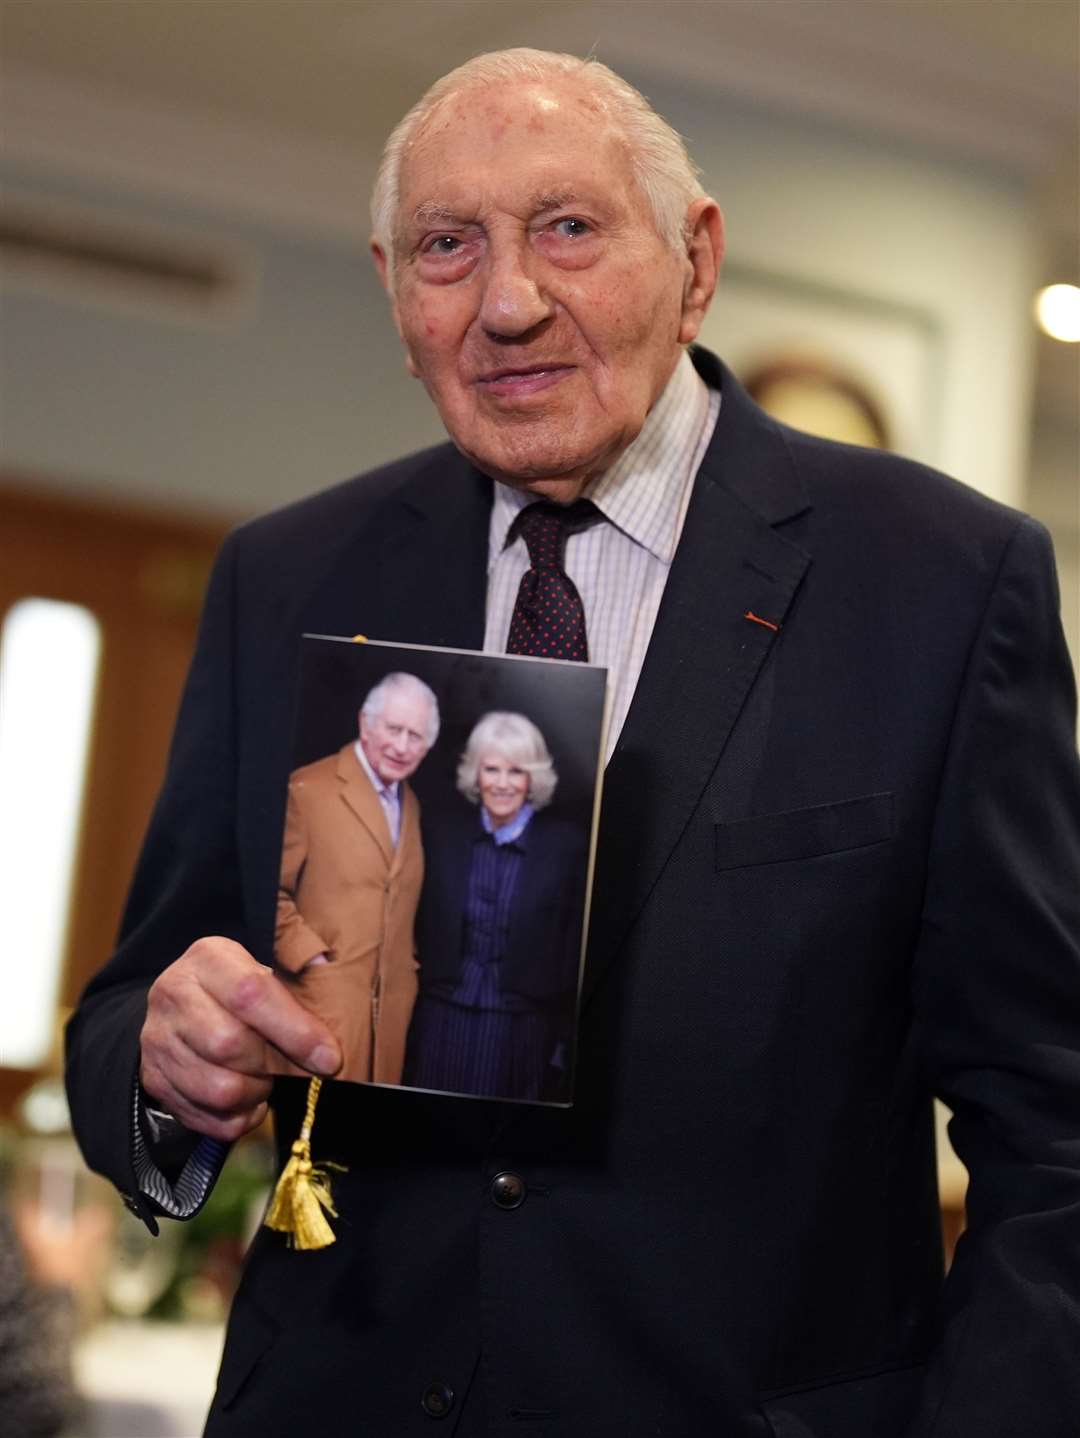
[479, 245, 554, 338]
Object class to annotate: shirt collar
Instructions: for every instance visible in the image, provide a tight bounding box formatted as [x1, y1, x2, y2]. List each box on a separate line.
[489, 349, 713, 569]
[353, 739, 399, 802]
[481, 801, 534, 846]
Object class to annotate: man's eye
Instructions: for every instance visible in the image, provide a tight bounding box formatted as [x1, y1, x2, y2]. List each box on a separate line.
[554, 217, 591, 239]
[428, 235, 461, 254]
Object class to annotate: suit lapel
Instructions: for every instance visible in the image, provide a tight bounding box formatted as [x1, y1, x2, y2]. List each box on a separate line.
[582, 358, 812, 1006]
[336, 744, 393, 865]
[294, 448, 490, 652]
[369, 454, 490, 651]
[247, 456, 489, 963]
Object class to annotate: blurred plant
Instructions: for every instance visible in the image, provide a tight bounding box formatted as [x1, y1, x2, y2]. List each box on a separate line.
[4, 1080, 276, 1327]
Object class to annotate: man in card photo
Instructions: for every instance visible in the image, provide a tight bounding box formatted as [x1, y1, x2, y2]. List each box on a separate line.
[272, 671, 439, 1084]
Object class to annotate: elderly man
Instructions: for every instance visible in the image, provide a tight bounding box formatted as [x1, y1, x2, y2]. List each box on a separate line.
[272, 672, 438, 1085]
[66, 49, 1079, 1438]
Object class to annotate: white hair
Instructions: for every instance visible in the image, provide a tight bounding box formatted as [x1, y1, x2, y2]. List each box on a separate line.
[371, 48, 704, 280]
[457, 711, 558, 811]
[361, 672, 440, 746]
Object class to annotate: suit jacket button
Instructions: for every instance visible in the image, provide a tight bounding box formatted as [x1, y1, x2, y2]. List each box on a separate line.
[421, 1380, 454, 1418]
[490, 1171, 526, 1209]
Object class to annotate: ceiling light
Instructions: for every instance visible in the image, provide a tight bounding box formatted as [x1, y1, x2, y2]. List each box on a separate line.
[1034, 284, 1080, 343]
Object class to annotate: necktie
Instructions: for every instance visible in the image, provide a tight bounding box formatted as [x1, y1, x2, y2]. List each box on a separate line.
[505, 499, 601, 661]
[376, 781, 401, 848]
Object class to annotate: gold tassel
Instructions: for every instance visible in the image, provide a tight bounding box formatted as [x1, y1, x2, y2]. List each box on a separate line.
[264, 1077, 344, 1250]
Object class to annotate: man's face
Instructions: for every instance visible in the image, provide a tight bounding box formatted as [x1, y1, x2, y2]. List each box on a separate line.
[375, 79, 719, 500]
[359, 690, 432, 785]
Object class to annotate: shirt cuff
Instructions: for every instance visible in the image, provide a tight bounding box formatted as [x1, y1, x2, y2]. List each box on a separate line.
[131, 1078, 228, 1219]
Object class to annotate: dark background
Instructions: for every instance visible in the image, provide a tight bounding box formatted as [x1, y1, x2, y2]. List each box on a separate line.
[292, 635, 608, 832]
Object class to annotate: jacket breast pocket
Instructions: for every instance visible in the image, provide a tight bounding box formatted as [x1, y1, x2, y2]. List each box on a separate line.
[714, 792, 894, 872]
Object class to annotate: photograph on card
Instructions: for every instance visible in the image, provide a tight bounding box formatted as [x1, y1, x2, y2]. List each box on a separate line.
[270, 634, 608, 1106]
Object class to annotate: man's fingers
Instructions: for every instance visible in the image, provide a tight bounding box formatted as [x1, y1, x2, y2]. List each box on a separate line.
[140, 936, 340, 1142]
[140, 1018, 271, 1141]
[187, 938, 341, 1075]
[165, 1031, 272, 1115]
[150, 967, 269, 1078]
[141, 1056, 268, 1143]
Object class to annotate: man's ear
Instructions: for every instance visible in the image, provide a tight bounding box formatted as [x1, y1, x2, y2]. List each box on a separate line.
[371, 239, 420, 378]
[678, 199, 724, 346]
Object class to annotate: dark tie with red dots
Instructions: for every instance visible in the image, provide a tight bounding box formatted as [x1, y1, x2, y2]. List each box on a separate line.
[505, 499, 602, 662]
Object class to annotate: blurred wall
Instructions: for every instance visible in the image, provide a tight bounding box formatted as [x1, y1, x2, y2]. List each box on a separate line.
[1, 76, 1037, 519]
[1, 162, 437, 518]
[664, 87, 1036, 503]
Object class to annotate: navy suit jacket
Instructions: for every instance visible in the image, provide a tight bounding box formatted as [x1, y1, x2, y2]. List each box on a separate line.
[65, 349, 1080, 1437]
[415, 806, 587, 1006]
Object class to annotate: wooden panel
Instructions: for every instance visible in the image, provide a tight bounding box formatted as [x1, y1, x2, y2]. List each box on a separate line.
[0, 478, 233, 1118]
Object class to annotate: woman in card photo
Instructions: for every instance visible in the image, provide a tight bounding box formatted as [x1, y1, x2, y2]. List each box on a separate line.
[404, 711, 587, 1103]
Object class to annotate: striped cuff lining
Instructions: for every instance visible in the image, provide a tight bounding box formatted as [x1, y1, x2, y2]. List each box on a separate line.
[131, 1081, 227, 1218]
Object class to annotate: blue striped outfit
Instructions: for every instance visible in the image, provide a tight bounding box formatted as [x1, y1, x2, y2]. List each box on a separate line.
[406, 804, 552, 1100]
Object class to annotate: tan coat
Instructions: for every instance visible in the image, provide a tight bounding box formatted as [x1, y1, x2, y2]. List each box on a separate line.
[272, 743, 423, 1085]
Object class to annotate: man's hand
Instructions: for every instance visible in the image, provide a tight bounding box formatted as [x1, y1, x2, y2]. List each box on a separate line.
[139, 937, 342, 1142]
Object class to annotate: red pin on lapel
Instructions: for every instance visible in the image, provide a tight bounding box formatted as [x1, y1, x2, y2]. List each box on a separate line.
[744, 610, 780, 633]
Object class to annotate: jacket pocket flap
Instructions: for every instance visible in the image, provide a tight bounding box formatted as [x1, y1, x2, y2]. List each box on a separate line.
[760, 1360, 924, 1437]
[715, 792, 894, 872]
